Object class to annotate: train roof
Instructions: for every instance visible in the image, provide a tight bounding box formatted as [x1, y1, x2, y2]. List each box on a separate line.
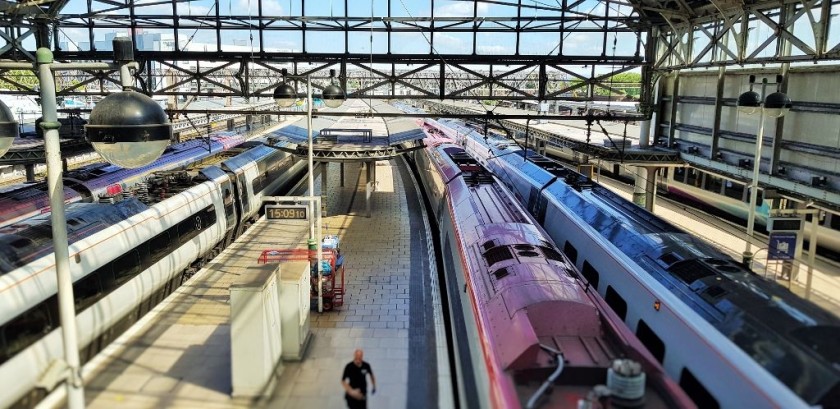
[429, 142, 689, 407]
[467, 125, 840, 406]
[0, 199, 149, 275]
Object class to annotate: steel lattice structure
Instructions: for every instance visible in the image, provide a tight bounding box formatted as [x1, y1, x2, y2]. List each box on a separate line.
[2, 0, 839, 117]
[0, 0, 653, 110]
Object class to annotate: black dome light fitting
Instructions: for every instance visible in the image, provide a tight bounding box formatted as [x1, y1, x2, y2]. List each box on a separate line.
[736, 91, 762, 115]
[85, 91, 172, 168]
[0, 100, 19, 157]
[322, 68, 345, 109]
[273, 82, 297, 108]
[763, 92, 792, 118]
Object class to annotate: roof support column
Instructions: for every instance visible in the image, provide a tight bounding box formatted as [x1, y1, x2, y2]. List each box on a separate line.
[645, 166, 659, 212]
[666, 70, 680, 148]
[632, 165, 646, 208]
[632, 166, 660, 212]
[365, 160, 374, 218]
[710, 65, 726, 159]
[770, 3, 794, 175]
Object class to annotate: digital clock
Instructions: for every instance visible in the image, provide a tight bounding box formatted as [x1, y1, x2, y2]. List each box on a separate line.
[265, 205, 308, 220]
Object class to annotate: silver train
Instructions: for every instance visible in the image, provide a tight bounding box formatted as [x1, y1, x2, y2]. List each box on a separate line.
[655, 166, 840, 255]
[538, 140, 840, 256]
[423, 118, 840, 409]
[0, 137, 305, 408]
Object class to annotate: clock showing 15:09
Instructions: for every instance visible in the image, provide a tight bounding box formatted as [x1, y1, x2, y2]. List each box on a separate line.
[265, 205, 308, 220]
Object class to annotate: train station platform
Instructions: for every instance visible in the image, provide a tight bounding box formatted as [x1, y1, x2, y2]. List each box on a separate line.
[57, 158, 450, 408]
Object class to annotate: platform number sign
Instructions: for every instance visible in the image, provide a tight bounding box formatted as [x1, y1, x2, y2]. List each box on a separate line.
[266, 205, 308, 221]
[768, 232, 797, 261]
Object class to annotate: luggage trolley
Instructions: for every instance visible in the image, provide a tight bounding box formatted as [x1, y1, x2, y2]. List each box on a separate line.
[258, 241, 345, 311]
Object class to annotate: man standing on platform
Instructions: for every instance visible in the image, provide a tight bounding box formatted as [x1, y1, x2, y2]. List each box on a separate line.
[342, 349, 376, 409]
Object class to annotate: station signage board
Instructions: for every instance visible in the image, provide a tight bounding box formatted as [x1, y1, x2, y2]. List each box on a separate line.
[768, 232, 797, 261]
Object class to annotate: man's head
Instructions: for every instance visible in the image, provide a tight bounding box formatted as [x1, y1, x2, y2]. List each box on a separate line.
[354, 349, 364, 366]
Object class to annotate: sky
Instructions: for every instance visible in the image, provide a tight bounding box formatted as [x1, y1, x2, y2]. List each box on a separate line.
[52, 0, 641, 57]
[9, 0, 840, 73]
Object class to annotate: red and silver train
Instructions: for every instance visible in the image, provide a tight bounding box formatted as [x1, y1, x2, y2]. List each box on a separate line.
[411, 128, 694, 408]
[0, 131, 247, 229]
[423, 118, 840, 409]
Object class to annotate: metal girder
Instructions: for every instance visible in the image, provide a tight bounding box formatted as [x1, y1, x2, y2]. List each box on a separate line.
[0, 0, 651, 102]
[266, 140, 423, 162]
[650, 0, 840, 70]
[684, 152, 840, 209]
[424, 99, 680, 164]
[0, 54, 646, 102]
[0, 139, 91, 164]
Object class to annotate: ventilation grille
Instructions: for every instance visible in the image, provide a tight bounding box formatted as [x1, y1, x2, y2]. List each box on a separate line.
[704, 286, 726, 299]
[492, 268, 511, 280]
[483, 246, 514, 266]
[659, 252, 681, 266]
[669, 260, 716, 284]
[540, 246, 564, 262]
[482, 240, 496, 252]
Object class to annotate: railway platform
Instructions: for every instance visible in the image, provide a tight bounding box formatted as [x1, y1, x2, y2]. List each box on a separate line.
[51, 158, 450, 408]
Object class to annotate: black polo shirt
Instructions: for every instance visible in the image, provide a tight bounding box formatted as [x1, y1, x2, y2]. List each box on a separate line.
[342, 361, 373, 396]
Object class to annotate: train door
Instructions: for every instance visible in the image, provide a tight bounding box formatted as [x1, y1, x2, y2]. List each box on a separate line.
[223, 167, 248, 238]
[220, 179, 238, 246]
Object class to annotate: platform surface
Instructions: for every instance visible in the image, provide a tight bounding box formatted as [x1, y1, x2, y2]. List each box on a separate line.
[78, 154, 447, 407]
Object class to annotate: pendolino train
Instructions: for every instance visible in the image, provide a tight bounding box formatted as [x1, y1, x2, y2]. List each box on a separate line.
[0, 135, 305, 408]
[0, 131, 247, 229]
[422, 118, 840, 408]
[411, 128, 695, 409]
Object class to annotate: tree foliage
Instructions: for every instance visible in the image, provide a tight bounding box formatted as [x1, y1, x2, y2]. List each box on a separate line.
[0, 70, 39, 91]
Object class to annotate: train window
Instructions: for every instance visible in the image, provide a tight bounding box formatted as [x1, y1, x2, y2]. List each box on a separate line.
[0, 298, 56, 364]
[149, 231, 173, 261]
[704, 175, 723, 194]
[685, 169, 699, 186]
[679, 368, 719, 409]
[563, 242, 578, 264]
[9, 238, 32, 249]
[830, 214, 840, 231]
[582, 261, 600, 290]
[745, 187, 763, 207]
[605, 286, 627, 320]
[673, 167, 686, 183]
[74, 272, 104, 311]
[113, 250, 141, 286]
[723, 180, 744, 200]
[203, 205, 218, 225]
[223, 189, 235, 218]
[636, 320, 665, 363]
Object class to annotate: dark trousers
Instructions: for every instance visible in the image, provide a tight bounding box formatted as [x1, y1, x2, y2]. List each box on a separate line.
[345, 395, 366, 409]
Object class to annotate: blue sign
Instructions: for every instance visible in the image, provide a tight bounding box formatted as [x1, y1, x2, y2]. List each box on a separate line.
[768, 232, 797, 261]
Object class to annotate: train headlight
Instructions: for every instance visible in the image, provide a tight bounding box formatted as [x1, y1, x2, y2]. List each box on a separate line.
[85, 91, 171, 168]
[0, 99, 19, 157]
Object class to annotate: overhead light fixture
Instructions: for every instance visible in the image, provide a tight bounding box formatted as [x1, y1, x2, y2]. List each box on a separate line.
[85, 91, 172, 168]
[273, 68, 297, 108]
[322, 69, 345, 109]
[0, 99, 19, 157]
